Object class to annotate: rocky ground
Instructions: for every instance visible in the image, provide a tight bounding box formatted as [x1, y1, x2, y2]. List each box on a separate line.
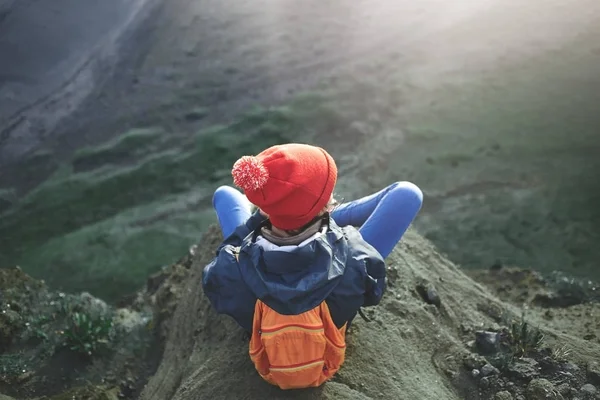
[1, 226, 599, 400]
[0, 267, 158, 399]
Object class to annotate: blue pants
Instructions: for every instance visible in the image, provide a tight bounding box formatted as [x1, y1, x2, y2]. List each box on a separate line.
[212, 182, 423, 259]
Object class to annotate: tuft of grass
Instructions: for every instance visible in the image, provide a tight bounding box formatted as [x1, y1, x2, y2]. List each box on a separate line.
[506, 317, 544, 358]
[62, 312, 114, 357]
[551, 345, 572, 362]
[488, 311, 545, 370]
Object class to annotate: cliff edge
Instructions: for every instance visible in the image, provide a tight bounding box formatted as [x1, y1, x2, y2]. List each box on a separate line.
[2, 225, 599, 400]
[139, 226, 600, 400]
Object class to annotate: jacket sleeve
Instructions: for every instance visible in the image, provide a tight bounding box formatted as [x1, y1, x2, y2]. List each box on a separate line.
[362, 252, 386, 307]
[216, 210, 267, 253]
[202, 245, 257, 333]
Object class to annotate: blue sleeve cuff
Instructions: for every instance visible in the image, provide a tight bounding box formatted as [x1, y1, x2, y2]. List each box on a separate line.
[218, 210, 267, 252]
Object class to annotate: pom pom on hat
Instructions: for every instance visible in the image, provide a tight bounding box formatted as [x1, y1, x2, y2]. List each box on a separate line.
[232, 155, 269, 191]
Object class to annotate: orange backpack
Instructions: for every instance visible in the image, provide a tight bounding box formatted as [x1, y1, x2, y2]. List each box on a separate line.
[248, 299, 347, 390]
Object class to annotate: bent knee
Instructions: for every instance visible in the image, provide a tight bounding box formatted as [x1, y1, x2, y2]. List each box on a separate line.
[212, 185, 239, 207]
[390, 181, 423, 205]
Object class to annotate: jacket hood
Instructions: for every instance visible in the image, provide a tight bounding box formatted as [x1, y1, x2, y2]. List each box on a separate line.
[237, 218, 348, 315]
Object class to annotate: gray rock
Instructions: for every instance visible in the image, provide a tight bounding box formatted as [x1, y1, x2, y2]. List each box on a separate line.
[475, 330, 500, 354]
[558, 371, 574, 379]
[556, 383, 575, 397]
[579, 384, 597, 399]
[482, 363, 501, 376]
[464, 353, 487, 369]
[507, 358, 540, 381]
[113, 308, 150, 333]
[495, 391, 513, 400]
[587, 361, 600, 386]
[480, 376, 491, 389]
[460, 323, 472, 334]
[79, 292, 110, 316]
[562, 362, 580, 373]
[416, 282, 441, 307]
[526, 379, 564, 400]
[472, 369, 481, 378]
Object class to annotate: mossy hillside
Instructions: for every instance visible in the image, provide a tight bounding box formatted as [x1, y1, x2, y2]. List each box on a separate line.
[0, 95, 353, 300]
[365, 41, 600, 279]
[12, 188, 218, 300]
[2, 38, 600, 301]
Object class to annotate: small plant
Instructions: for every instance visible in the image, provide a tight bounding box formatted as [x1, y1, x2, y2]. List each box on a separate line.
[23, 313, 54, 343]
[26, 326, 49, 343]
[486, 312, 545, 371]
[505, 315, 544, 358]
[62, 312, 114, 357]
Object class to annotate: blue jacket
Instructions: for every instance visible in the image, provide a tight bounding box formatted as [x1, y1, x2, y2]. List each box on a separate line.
[202, 211, 386, 333]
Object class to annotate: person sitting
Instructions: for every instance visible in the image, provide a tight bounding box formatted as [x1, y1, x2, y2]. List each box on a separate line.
[203, 143, 423, 389]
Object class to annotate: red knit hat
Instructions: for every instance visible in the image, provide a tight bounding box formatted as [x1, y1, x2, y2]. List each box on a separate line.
[231, 143, 337, 230]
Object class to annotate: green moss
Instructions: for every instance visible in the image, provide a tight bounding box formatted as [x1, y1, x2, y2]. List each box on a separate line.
[16, 216, 201, 299]
[62, 312, 114, 356]
[387, 47, 600, 282]
[71, 127, 165, 170]
[0, 100, 345, 299]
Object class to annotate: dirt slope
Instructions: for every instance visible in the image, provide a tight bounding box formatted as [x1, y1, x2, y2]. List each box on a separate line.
[138, 226, 600, 400]
[1, 224, 599, 399]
